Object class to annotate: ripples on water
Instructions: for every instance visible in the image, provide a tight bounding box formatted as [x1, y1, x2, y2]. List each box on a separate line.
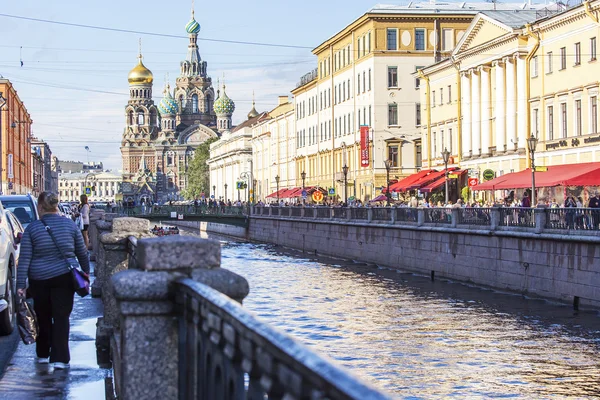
[215, 238, 600, 398]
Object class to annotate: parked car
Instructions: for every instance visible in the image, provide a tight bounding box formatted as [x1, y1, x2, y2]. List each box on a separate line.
[0, 204, 22, 335]
[0, 194, 39, 228]
[59, 202, 72, 218]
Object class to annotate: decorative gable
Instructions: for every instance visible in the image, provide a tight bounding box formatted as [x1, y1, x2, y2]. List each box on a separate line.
[454, 14, 515, 55]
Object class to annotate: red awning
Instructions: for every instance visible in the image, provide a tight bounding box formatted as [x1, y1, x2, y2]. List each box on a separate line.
[386, 169, 435, 193]
[420, 169, 468, 193]
[474, 162, 600, 190]
[407, 168, 457, 190]
[265, 188, 288, 198]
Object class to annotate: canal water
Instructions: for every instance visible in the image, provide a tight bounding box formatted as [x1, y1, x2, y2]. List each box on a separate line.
[212, 235, 600, 399]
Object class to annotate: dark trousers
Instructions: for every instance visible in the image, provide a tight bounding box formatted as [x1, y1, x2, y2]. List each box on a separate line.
[30, 272, 74, 363]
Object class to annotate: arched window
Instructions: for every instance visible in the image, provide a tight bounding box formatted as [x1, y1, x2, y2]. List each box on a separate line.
[179, 95, 185, 109]
[138, 112, 144, 125]
[192, 94, 198, 113]
[168, 177, 174, 189]
[150, 109, 157, 127]
[128, 111, 134, 125]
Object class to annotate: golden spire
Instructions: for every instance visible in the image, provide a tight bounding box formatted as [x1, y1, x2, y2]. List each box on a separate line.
[128, 38, 153, 85]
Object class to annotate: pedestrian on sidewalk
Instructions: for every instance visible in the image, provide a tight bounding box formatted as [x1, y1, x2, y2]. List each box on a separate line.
[16, 192, 90, 369]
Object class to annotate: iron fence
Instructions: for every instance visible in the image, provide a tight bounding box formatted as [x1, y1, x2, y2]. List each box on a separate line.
[395, 207, 419, 223]
[290, 207, 302, 217]
[424, 207, 452, 224]
[372, 207, 391, 221]
[499, 207, 535, 227]
[546, 207, 600, 231]
[316, 207, 331, 218]
[176, 278, 390, 400]
[271, 207, 280, 216]
[457, 207, 492, 226]
[333, 208, 347, 219]
[350, 208, 368, 220]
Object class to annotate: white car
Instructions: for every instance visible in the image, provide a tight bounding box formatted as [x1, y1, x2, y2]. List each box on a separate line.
[0, 205, 23, 335]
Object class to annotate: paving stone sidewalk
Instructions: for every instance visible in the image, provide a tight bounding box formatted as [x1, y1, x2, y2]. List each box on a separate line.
[0, 268, 112, 400]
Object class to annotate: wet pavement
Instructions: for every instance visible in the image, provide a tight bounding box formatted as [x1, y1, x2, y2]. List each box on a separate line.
[0, 268, 111, 400]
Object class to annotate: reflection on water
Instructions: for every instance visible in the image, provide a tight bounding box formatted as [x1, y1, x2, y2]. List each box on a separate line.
[216, 238, 600, 398]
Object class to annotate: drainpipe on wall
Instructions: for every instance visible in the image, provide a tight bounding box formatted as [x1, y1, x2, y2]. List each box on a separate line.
[524, 23, 541, 169]
[417, 69, 431, 169]
[450, 55, 462, 167]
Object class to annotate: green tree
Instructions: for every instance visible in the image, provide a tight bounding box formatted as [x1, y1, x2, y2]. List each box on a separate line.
[183, 137, 218, 200]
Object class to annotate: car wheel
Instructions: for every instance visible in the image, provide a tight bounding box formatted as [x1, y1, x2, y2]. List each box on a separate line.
[0, 267, 15, 335]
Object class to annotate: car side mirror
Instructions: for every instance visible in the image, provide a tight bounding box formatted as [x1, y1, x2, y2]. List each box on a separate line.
[15, 232, 23, 244]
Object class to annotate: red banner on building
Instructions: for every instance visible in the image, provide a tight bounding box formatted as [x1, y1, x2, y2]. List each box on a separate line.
[360, 126, 370, 167]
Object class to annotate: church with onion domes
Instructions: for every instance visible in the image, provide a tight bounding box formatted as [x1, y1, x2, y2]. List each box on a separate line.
[120, 5, 237, 204]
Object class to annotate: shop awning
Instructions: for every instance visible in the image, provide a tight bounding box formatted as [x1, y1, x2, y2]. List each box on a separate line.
[420, 169, 467, 193]
[386, 169, 435, 193]
[265, 188, 289, 198]
[473, 162, 600, 190]
[407, 168, 457, 190]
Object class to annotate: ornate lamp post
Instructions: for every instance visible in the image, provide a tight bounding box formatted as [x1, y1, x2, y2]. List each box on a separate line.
[212, 185, 216, 199]
[275, 175, 280, 204]
[442, 148, 451, 204]
[384, 159, 392, 207]
[224, 183, 228, 202]
[342, 164, 348, 205]
[527, 134, 539, 207]
[301, 170, 306, 189]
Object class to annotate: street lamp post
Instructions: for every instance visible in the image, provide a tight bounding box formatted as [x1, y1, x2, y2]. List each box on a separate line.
[224, 183, 228, 202]
[384, 159, 392, 207]
[301, 171, 306, 189]
[275, 175, 280, 204]
[442, 148, 450, 204]
[527, 134, 539, 207]
[212, 185, 216, 199]
[342, 164, 348, 205]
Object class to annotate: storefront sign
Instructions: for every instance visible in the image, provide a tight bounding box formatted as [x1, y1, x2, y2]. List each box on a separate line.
[312, 191, 324, 202]
[449, 174, 459, 179]
[468, 178, 479, 187]
[482, 169, 495, 181]
[360, 126, 370, 167]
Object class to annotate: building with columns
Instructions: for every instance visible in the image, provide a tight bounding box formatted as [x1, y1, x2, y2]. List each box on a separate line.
[290, 2, 550, 202]
[58, 171, 122, 203]
[419, 1, 598, 188]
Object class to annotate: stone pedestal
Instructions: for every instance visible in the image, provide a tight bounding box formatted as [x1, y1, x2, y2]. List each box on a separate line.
[110, 236, 249, 400]
[88, 209, 105, 261]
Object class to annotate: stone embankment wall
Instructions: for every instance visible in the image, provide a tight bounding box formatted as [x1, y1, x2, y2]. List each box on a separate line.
[162, 220, 247, 238]
[248, 217, 600, 309]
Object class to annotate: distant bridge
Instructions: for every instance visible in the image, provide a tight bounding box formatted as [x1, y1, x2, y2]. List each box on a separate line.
[118, 205, 249, 228]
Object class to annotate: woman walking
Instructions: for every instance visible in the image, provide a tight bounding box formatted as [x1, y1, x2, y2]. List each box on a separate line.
[16, 192, 90, 369]
[77, 194, 90, 249]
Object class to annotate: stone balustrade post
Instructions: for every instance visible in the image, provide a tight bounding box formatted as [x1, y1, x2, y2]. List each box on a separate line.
[367, 208, 373, 222]
[91, 216, 115, 296]
[110, 236, 249, 400]
[417, 209, 425, 227]
[534, 208, 546, 234]
[450, 208, 459, 228]
[301, 207, 305, 218]
[289, 207, 293, 217]
[490, 208, 501, 230]
[313, 207, 318, 218]
[346, 208, 351, 220]
[329, 207, 334, 220]
[96, 218, 153, 357]
[268, 207, 273, 216]
[88, 209, 105, 261]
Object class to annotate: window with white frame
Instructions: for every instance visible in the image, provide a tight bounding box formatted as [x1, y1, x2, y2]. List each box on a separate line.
[560, 47, 566, 70]
[533, 108, 539, 136]
[440, 88, 444, 105]
[357, 73, 361, 94]
[442, 29, 454, 51]
[575, 42, 581, 65]
[591, 37, 597, 61]
[448, 85, 452, 103]
[449, 128, 453, 153]
[560, 103, 567, 138]
[591, 96, 598, 133]
[532, 56, 538, 77]
[547, 52, 553, 73]
[415, 29, 426, 51]
[388, 103, 398, 126]
[432, 90, 436, 107]
[388, 66, 398, 87]
[416, 103, 421, 126]
[575, 99, 582, 136]
[548, 105, 554, 140]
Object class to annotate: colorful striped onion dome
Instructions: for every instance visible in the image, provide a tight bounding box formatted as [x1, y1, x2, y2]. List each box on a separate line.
[185, 15, 201, 34]
[158, 84, 178, 115]
[213, 85, 235, 115]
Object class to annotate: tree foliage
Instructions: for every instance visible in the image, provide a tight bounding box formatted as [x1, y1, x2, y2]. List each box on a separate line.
[183, 137, 218, 200]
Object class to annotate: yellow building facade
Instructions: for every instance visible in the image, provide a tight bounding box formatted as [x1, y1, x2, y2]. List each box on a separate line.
[420, 1, 600, 183]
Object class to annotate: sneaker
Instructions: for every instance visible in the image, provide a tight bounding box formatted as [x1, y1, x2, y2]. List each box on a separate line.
[53, 362, 70, 369]
[35, 357, 49, 364]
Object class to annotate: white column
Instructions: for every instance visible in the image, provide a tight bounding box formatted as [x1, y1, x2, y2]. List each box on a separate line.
[494, 60, 506, 153]
[480, 66, 491, 156]
[471, 69, 481, 157]
[516, 55, 527, 149]
[461, 71, 472, 158]
[505, 57, 517, 151]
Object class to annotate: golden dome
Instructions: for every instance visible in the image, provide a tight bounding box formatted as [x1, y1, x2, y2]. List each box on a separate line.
[128, 56, 153, 85]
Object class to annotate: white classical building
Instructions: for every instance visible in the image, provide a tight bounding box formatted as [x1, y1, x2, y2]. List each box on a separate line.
[58, 171, 123, 203]
[207, 106, 265, 202]
[251, 96, 296, 202]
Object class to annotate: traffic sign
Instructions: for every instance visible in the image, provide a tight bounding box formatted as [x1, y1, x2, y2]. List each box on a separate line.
[85, 186, 92, 195]
[482, 169, 495, 181]
[328, 188, 336, 196]
[449, 174, 459, 179]
[468, 178, 479, 187]
[301, 190, 308, 198]
[312, 191, 324, 202]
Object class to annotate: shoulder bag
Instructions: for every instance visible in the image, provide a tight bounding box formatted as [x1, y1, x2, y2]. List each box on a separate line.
[40, 219, 90, 297]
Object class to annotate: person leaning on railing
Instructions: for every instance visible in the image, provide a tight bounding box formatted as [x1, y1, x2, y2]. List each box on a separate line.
[589, 191, 600, 229]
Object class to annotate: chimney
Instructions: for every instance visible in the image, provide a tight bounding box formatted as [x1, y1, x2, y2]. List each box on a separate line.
[278, 96, 288, 106]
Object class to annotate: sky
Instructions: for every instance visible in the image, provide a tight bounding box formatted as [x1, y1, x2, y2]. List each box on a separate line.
[0, 0, 388, 170]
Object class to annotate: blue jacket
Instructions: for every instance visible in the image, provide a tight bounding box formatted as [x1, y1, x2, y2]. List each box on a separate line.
[17, 213, 90, 288]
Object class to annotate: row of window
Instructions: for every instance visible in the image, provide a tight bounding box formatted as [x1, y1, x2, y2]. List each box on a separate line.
[534, 96, 598, 140]
[533, 37, 597, 77]
[387, 28, 426, 51]
[58, 190, 117, 197]
[356, 32, 372, 60]
[59, 181, 119, 188]
[431, 129, 454, 157]
[431, 86, 453, 107]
